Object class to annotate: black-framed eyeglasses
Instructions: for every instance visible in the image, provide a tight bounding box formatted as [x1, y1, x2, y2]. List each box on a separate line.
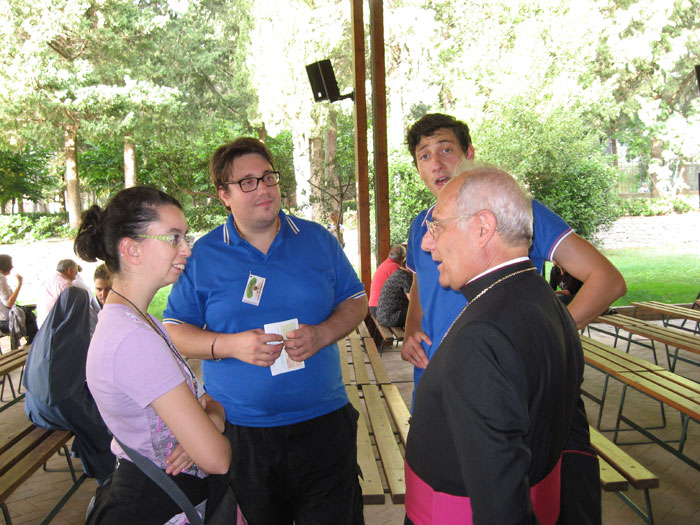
[222, 171, 280, 193]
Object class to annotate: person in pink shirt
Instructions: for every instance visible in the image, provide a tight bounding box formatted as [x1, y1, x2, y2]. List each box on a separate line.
[369, 244, 406, 317]
[36, 259, 78, 327]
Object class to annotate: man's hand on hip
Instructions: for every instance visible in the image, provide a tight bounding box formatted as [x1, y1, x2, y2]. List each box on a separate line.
[401, 331, 431, 369]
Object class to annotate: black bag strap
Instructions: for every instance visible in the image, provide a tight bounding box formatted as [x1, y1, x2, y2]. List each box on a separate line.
[114, 437, 204, 525]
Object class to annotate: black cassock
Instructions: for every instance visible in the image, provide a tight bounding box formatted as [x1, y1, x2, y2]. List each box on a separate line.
[406, 260, 584, 524]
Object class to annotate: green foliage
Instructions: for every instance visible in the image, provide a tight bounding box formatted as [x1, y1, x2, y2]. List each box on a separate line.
[148, 285, 172, 321]
[0, 213, 69, 243]
[80, 141, 124, 194]
[617, 197, 695, 216]
[476, 100, 621, 239]
[0, 147, 56, 206]
[388, 148, 433, 244]
[267, 130, 296, 205]
[184, 206, 229, 234]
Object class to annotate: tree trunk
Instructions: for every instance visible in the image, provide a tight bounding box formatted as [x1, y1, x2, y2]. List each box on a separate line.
[324, 110, 343, 246]
[257, 123, 267, 142]
[610, 137, 618, 168]
[17, 199, 24, 213]
[649, 138, 664, 199]
[292, 130, 310, 215]
[309, 136, 324, 221]
[64, 124, 81, 229]
[124, 136, 136, 187]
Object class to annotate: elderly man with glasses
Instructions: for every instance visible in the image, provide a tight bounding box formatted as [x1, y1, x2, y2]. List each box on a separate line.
[405, 167, 583, 524]
[163, 137, 367, 524]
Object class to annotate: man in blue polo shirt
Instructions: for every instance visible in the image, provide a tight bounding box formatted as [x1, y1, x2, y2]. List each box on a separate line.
[163, 137, 367, 524]
[401, 114, 627, 525]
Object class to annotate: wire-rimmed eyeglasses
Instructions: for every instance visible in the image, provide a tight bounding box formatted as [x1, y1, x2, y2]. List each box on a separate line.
[221, 171, 280, 193]
[425, 213, 473, 238]
[136, 233, 195, 249]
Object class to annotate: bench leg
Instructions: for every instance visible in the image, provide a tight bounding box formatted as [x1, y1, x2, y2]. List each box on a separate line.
[1, 503, 11, 525]
[39, 473, 86, 525]
[613, 385, 668, 442]
[615, 388, 700, 471]
[0, 376, 17, 403]
[596, 375, 611, 429]
[678, 414, 690, 455]
[614, 488, 654, 524]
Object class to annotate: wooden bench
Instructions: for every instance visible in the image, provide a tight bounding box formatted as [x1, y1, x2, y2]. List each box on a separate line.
[581, 334, 700, 471]
[590, 426, 658, 523]
[366, 314, 404, 353]
[339, 327, 410, 504]
[0, 423, 86, 525]
[632, 301, 700, 335]
[591, 313, 700, 370]
[0, 346, 29, 412]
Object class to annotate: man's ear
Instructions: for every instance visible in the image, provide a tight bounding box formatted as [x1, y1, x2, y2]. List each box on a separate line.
[466, 144, 475, 160]
[119, 237, 141, 266]
[217, 186, 232, 209]
[475, 209, 498, 247]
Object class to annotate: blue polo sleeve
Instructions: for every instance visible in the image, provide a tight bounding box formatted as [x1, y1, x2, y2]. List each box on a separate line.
[162, 251, 206, 328]
[530, 200, 573, 272]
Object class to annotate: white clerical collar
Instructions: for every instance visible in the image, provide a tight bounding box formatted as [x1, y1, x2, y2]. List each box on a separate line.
[466, 257, 530, 286]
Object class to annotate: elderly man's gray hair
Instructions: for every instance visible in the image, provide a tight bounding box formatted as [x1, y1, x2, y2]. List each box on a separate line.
[56, 259, 78, 274]
[453, 163, 533, 247]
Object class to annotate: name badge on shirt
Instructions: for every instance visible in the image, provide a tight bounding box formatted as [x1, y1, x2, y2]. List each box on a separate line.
[242, 272, 266, 306]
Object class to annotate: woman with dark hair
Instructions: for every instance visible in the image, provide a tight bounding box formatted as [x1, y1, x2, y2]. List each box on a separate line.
[0, 254, 38, 346]
[75, 186, 231, 524]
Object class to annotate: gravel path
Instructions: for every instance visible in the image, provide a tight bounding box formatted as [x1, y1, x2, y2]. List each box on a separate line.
[595, 211, 700, 250]
[2, 211, 699, 303]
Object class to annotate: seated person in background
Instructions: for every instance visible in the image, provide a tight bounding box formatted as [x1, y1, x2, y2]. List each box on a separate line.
[0, 254, 38, 346]
[93, 263, 113, 309]
[369, 244, 406, 317]
[37, 258, 79, 327]
[23, 286, 115, 485]
[376, 264, 413, 328]
[549, 262, 583, 306]
[86, 264, 113, 333]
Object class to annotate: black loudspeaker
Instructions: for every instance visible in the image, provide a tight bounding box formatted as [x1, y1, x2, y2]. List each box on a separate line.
[306, 59, 341, 102]
[695, 65, 700, 94]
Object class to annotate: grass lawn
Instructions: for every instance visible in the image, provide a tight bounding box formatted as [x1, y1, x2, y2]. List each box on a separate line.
[602, 246, 700, 306]
[149, 284, 172, 320]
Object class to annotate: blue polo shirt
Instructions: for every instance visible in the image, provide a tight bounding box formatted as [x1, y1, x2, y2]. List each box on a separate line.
[164, 211, 366, 427]
[406, 199, 572, 390]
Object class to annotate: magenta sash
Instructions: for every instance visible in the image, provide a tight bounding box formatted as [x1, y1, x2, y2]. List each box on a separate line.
[405, 458, 561, 525]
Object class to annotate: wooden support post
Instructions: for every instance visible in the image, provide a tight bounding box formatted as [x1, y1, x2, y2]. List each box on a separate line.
[351, 0, 372, 293]
[369, 0, 390, 264]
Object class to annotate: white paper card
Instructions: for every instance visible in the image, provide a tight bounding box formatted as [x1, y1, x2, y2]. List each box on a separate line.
[264, 318, 305, 376]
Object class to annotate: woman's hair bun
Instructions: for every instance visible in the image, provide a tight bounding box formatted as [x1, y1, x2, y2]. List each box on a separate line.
[74, 205, 106, 262]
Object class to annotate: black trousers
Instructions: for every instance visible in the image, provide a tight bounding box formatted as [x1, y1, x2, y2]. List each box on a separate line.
[87, 458, 208, 525]
[224, 403, 364, 525]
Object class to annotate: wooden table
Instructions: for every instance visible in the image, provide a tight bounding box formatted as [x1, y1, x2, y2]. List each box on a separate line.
[591, 313, 700, 370]
[582, 335, 700, 471]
